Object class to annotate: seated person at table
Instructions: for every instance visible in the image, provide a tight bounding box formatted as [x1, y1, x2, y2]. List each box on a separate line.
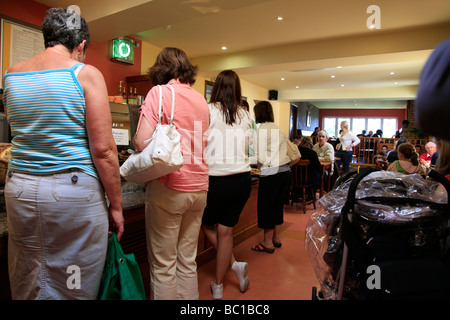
[313, 130, 336, 188]
[313, 130, 335, 168]
[419, 142, 438, 167]
[372, 129, 383, 138]
[377, 145, 388, 156]
[374, 145, 389, 170]
[387, 142, 427, 176]
[297, 136, 321, 196]
[415, 145, 423, 155]
[387, 138, 407, 163]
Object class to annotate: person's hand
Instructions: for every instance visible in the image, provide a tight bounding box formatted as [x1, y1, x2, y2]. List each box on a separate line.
[109, 206, 124, 241]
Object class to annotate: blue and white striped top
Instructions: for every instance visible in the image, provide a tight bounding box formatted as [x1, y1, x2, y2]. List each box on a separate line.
[3, 62, 98, 178]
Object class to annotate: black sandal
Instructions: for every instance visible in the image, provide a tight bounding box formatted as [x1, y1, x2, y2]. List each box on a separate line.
[273, 241, 282, 248]
[251, 242, 275, 254]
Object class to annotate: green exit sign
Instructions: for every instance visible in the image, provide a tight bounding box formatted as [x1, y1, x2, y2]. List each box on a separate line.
[111, 37, 135, 64]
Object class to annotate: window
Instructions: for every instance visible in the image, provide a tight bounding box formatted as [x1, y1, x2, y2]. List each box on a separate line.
[352, 118, 366, 136]
[382, 118, 397, 138]
[323, 117, 397, 138]
[367, 119, 381, 135]
[323, 118, 337, 137]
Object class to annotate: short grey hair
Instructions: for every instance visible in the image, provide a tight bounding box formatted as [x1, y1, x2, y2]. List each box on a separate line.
[318, 130, 329, 139]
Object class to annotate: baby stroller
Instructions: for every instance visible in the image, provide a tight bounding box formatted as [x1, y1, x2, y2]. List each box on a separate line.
[306, 167, 450, 300]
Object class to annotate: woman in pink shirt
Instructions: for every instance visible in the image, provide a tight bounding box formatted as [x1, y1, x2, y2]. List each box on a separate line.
[133, 47, 210, 300]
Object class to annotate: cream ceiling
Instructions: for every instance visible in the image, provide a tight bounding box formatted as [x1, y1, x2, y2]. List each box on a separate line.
[36, 0, 450, 108]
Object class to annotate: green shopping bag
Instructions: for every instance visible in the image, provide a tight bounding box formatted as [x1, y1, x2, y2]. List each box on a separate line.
[97, 232, 146, 300]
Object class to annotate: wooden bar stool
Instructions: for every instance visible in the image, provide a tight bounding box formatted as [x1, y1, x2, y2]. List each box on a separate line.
[290, 159, 317, 214]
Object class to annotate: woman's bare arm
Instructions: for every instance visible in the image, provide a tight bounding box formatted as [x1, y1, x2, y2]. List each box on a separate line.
[78, 64, 124, 240]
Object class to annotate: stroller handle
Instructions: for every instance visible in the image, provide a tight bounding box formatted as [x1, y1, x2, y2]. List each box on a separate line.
[341, 167, 378, 215]
[341, 168, 450, 215]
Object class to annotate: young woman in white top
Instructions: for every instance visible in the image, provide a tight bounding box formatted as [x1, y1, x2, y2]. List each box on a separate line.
[202, 70, 253, 299]
[336, 120, 360, 173]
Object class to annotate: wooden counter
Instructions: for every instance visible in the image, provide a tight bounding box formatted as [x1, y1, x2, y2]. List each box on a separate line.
[196, 178, 260, 266]
[120, 178, 260, 299]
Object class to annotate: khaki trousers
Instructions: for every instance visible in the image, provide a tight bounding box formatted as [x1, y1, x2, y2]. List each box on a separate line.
[145, 179, 207, 300]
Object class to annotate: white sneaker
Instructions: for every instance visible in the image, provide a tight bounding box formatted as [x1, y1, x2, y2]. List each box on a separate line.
[232, 261, 250, 293]
[210, 281, 223, 300]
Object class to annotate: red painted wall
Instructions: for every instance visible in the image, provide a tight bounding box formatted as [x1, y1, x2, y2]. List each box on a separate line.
[84, 40, 142, 96]
[1, 0, 142, 95]
[0, 0, 48, 26]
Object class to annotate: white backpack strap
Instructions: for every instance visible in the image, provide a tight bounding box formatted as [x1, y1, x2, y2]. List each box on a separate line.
[166, 84, 175, 125]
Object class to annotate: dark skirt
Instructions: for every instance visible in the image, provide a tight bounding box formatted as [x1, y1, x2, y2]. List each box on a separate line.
[202, 171, 252, 227]
[257, 170, 290, 229]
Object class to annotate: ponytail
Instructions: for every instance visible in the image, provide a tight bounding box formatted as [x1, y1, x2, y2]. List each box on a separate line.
[410, 151, 419, 166]
[398, 142, 419, 166]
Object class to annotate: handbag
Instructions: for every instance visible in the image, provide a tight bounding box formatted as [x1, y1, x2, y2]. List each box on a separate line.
[286, 138, 301, 165]
[120, 84, 183, 183]
[97, 232, 146, 300]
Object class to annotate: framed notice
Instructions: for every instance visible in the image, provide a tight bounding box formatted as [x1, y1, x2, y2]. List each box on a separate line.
[1, 16, 45, 89]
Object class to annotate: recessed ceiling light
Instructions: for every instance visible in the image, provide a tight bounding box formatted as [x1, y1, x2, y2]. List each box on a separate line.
[295, 86, 299, 89]
[281, 77, 285, 81]
[277, 16, 283, 21]
[340, 84, 345, 87]
[390, 72, 395, 75]
[331, 75, 336, 78]
[221, 46, 227, 50]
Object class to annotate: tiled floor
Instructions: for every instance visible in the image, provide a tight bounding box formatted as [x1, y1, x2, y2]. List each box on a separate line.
[197, 203, 320, 300]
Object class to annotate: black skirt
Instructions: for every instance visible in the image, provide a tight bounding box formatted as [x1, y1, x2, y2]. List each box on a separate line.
[257, 170, 290, 229]
[202, 171, 252, 227]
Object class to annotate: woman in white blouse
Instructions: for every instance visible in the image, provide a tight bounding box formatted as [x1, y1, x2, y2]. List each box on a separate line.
[336, 121, 360, 173]
[202, 70, 252, 300]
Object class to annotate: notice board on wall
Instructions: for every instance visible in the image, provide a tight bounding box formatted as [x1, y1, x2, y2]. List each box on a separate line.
[1, 16, 45, 89]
